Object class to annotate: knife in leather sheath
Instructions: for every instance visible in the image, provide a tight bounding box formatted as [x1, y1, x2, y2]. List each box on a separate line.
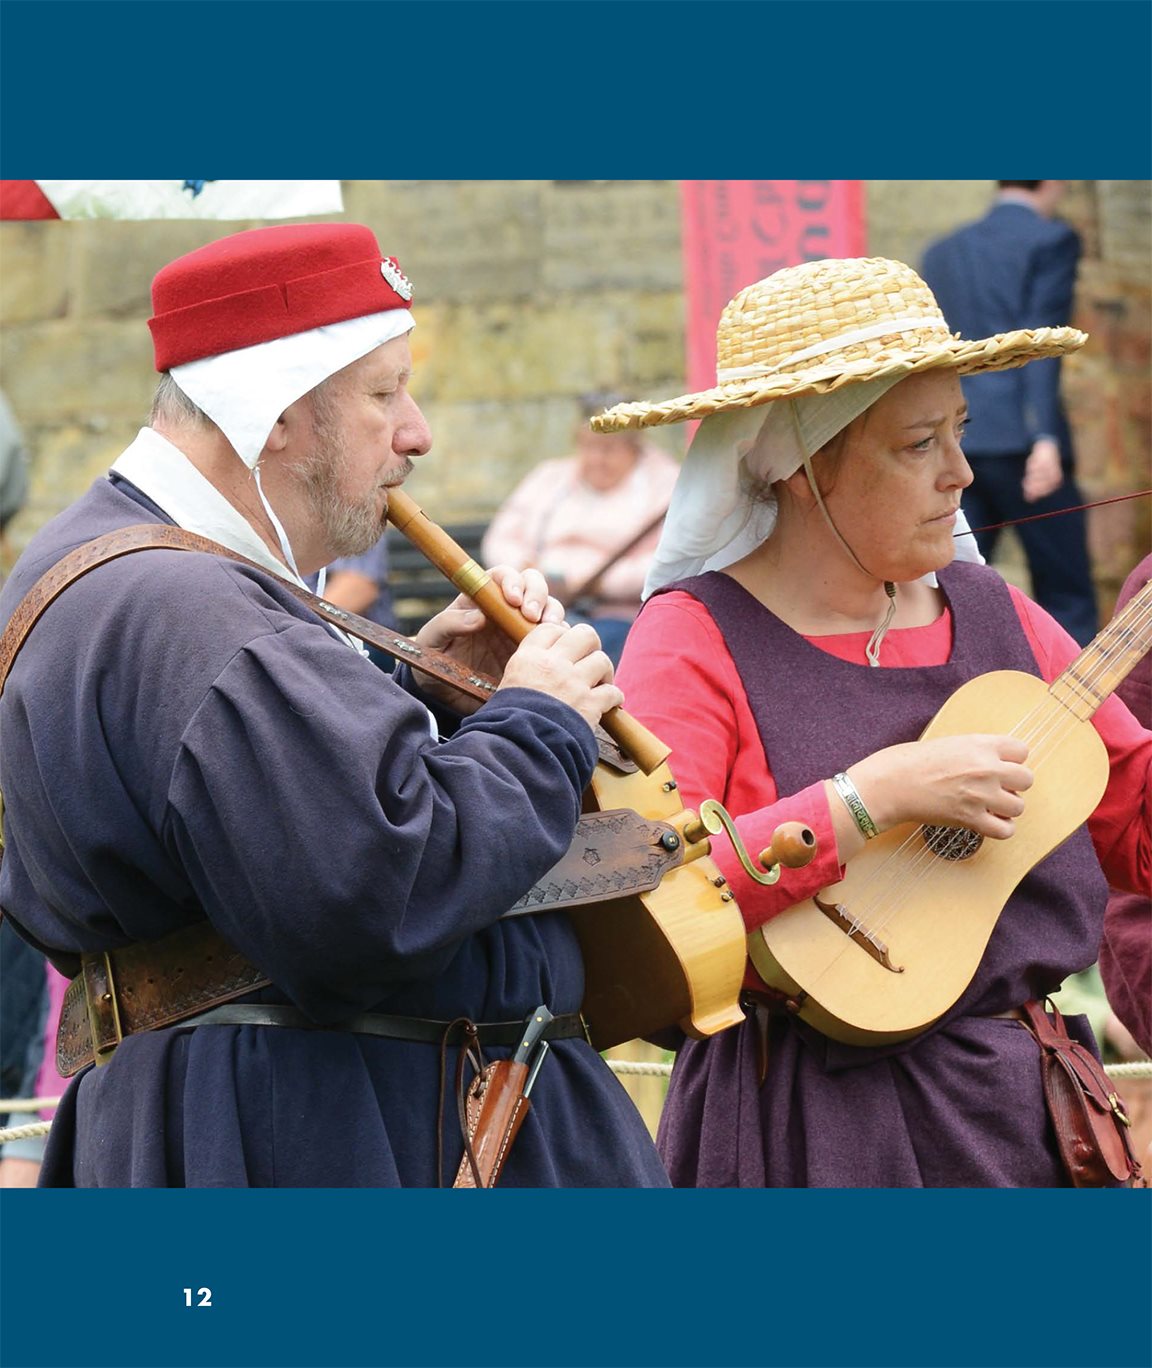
[453, 1005, 553, 1189]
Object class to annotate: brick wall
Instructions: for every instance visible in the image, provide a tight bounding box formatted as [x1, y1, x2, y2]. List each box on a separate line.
[2, 180, 1148, 608]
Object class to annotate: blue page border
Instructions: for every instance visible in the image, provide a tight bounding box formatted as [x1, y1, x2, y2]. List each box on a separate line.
[2, 1190, 1151, 1367]
[1, 4, 1149, 1367]
[1, 2, 1150, 173]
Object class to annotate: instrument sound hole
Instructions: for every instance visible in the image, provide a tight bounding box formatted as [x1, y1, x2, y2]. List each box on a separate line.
[922, 824, 984, 861]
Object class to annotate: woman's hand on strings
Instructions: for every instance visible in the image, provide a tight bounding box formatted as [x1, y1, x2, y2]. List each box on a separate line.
[847, 735, 1034, 841]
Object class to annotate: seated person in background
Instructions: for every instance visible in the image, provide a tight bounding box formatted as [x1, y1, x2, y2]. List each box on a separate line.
[482, 393, 680, 664]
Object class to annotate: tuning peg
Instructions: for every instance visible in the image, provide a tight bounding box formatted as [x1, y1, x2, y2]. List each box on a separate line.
[679, 800, 816, 887]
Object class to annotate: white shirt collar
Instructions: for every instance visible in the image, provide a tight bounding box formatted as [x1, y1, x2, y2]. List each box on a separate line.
[111, 429, 380, 663]
[110, 427, 308, 587]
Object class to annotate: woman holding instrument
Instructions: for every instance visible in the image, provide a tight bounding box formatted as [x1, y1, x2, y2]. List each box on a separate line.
[604, 256, 1151, 1187]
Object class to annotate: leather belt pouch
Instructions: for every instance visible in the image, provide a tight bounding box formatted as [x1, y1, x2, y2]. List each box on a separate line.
[453, 1059, 531, 1189]
[1019, 999, 1143, 1188]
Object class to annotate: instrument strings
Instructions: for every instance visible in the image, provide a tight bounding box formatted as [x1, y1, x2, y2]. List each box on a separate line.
[811, 587, 1152, 978]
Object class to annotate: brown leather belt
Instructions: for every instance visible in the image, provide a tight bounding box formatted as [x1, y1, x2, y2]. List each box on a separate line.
[155, 1002, 591, 1048]
[57, 922, 272, 1076]
[56, 922, 597, 1076]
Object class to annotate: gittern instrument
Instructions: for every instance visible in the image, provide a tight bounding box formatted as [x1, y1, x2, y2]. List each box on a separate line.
[750, 578, 1152, 1046]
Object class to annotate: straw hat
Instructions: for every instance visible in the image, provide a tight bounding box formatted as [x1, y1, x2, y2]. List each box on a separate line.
[591, 256, 1086, 431]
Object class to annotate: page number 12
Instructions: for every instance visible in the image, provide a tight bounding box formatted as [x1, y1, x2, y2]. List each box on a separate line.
[183, 1288, 212, 1308]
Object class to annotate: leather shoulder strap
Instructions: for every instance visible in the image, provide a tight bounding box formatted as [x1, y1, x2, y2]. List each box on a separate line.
[0, 524, 636, 869]
[0, 523, 498, 703]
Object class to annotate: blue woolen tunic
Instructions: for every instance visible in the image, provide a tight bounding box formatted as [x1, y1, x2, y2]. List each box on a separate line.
[0, 477, 669, 1187]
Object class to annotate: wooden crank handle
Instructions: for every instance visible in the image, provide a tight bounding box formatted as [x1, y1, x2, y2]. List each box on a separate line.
[385, 488, 670, 775]
[758, 821, 818, 871]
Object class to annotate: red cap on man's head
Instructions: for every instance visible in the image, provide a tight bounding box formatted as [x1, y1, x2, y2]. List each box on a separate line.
[148, 223, 414, 372]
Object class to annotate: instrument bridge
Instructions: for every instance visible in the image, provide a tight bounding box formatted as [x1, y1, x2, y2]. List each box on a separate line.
[814, 895, 903, 972]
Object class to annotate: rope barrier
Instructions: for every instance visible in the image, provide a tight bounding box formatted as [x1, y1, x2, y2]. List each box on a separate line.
[606, 1059, 1152, 1081]
[3, 1058, 1150, 1146]
[0, 1121, 51, 1144]
[605, 1060, 672, 1078]
[1102, 1061, 1152, 1080]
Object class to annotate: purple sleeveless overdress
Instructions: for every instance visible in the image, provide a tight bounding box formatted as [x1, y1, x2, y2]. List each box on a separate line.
[655, 562, 1109, 1187]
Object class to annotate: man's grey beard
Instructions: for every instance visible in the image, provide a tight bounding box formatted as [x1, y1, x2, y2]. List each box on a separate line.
[287, 419, 410, 560]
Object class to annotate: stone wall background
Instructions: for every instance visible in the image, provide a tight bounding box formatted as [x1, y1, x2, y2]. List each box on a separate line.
[2, 179, 1148, 611]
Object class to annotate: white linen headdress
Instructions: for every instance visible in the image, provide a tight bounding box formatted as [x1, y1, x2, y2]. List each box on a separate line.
[168, 310, 414, 578]
[644, 383, 983, 599]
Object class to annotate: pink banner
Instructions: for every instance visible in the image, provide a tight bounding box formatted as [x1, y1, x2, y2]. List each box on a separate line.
[679, 180, 867, 394]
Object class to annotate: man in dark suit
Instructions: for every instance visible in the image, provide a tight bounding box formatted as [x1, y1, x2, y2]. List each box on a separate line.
[922, 181, 1098, 645]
